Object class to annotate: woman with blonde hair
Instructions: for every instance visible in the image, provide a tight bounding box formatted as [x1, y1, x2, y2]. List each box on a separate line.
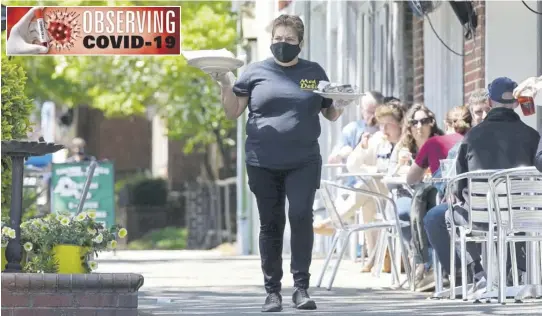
[343, 99, 407, 272]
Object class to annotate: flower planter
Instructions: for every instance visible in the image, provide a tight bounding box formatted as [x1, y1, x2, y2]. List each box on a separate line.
[19, 212, 127, 273]
[1, 246, 6, 270]
[52, 244, 88, 274]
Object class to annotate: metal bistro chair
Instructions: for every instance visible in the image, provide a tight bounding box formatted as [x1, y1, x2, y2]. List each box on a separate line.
[446, 170, 500, 300]
[315, 180, 413, 290]
[334, 172, 388, 266]
[487, 167, 542, 304]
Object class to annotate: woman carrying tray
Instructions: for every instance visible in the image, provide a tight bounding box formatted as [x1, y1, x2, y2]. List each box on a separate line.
[213, 14, 346, 313]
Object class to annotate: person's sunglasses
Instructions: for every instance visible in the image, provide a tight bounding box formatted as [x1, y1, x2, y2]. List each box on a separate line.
[409, 117, 432, 126]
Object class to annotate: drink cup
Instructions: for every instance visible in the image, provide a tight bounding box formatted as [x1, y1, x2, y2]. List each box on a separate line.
[439, 159, 455, 178]
[517, 96, 535, 116]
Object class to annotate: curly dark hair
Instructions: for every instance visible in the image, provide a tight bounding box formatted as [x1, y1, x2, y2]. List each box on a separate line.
[402, 103, 444, 156]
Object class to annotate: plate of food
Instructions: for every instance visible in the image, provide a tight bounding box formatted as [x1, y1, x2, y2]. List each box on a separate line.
[313, 91, 365, 100]
[313, 81, 363, 105]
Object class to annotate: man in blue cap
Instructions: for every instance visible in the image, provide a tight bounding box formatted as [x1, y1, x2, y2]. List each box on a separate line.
[454, 77, 540, 196]
[443, 77, 541, 295]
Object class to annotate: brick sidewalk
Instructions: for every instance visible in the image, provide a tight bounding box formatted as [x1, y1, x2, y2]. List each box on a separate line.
[96, 251, 541, 315]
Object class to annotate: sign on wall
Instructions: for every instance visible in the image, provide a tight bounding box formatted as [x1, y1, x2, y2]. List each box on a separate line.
[6, 6, 181, 56]
[50, 161, 115, 228]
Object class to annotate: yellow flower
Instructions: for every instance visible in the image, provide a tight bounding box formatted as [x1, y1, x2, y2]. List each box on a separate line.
[23, 242, 33, 252]
[2, 226, 10, 234]
[87, 211, 97, 219]
[60, 217, 70, 226]
[7, 228, 16, 239]
[20, 222, 28, 228]
[108, 240, 118, 249]
[88, 261, 98, 270]
[117, 228, 128, 239]
[75, 213, 86, 221]
[93, 234, 103, 243]
[87, 227, 97, 235]
[56, 214, 64, 221]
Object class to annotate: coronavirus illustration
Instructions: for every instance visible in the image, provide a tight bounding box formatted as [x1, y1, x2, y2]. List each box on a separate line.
[45, 8, 81, 51]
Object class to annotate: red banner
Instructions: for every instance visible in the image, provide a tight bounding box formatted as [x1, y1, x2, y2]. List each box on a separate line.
[6, 6, 181, 56]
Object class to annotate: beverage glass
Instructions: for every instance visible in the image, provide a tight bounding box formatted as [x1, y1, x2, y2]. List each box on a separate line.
[518, 96, 535, 116]
[439, 159, 455, 178]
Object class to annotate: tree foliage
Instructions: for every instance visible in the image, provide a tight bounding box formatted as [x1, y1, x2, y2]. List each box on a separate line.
[1, 58, 35, 216]
[3, 0, 239, 178]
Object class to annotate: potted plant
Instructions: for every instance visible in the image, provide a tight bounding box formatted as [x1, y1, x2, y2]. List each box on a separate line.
[21, 211, 127, 273]
[1, 222, 16, 270]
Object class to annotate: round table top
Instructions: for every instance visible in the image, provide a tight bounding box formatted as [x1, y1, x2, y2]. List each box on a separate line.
[339, 172, 387, 178]
[382, 176, 408, 185]
[423, 177, 452, 183]
[323, 163, 347, 168]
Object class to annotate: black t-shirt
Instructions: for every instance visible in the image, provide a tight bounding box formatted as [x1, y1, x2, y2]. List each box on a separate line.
[232, 58, 332, 169]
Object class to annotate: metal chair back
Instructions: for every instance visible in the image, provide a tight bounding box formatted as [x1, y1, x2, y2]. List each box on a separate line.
[489, 167, 542, 233]
[445, 170, 499, 233]
[319, 181, 347, 230]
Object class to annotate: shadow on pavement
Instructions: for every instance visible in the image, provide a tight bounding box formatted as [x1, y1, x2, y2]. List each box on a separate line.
[137, 285, 541, 315]
[98, 257, 259, 265]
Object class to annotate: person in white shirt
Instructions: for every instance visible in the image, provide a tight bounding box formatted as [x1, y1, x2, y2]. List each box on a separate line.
[315, 100, 406, 273]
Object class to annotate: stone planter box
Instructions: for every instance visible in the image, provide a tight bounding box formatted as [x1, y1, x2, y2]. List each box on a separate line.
[1, 273, 144, 316]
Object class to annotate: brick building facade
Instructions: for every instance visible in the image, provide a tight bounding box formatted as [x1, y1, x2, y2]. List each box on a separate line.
[412, 1, 486, 104]
[463, 1, 486, 102]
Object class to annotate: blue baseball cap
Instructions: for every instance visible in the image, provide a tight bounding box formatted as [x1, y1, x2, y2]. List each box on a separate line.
[488, 77, 518, 104]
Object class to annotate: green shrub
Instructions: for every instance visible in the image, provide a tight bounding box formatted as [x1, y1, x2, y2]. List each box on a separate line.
[127, 227, 187, 250]
[131, 178, 168, 206]
[117, 174, 168, 206]
[1, 59, 34, 218]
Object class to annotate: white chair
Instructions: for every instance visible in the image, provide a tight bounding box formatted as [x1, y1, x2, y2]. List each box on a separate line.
[488, 167, 542, 304]
[446, 170, 500, 300]
[315, 180, 413, 290]
[334, 172, 388, 267]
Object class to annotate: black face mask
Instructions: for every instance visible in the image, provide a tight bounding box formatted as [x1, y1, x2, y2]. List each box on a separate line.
[270, 42, 301, 63]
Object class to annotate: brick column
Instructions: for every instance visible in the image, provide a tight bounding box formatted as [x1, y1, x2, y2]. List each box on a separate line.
[412, 16, 425, 103]
[402, 5, 414, 104]
[463, 1, 486, 103]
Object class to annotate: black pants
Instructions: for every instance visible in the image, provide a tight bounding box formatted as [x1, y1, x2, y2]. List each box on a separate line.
[247, 161, 321, 294]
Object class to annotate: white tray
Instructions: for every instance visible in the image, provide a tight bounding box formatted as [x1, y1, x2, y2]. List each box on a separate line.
[186, 56, 244, 74]
[313, 90, 364, 100]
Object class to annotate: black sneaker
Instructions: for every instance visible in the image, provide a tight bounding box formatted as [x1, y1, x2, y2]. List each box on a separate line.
[262, 292, 282, 312]
[292, 288, 317, 310]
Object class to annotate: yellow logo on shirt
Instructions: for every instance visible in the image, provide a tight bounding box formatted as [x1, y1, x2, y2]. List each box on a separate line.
[300, 79, 317, 90]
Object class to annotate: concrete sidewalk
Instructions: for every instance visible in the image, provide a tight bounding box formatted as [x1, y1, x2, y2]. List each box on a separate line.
[96, 251, 541, 315]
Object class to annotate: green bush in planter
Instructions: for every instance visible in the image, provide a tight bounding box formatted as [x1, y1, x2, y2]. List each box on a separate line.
[131, 178, 168, 206]
[1, 59, 34, 218]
